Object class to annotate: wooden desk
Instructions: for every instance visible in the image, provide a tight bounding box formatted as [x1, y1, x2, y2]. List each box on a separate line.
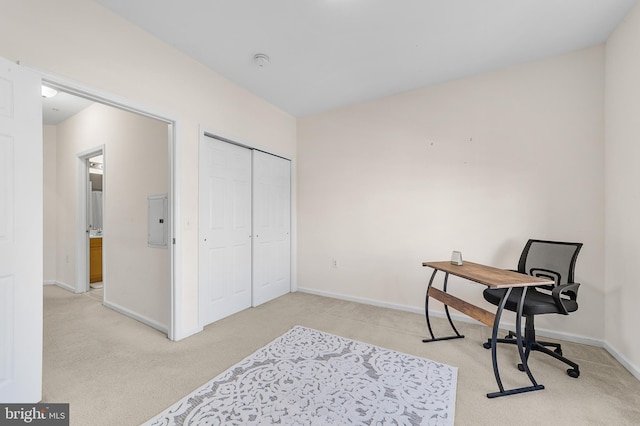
[422, 261, 554, 398]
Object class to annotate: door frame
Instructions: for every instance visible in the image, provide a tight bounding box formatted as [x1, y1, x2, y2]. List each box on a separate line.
[76, 145, 105, 294]
[37, 69, 182, 340]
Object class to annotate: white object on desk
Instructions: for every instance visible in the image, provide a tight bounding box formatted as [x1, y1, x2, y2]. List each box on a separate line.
[451, 251, 463, 265]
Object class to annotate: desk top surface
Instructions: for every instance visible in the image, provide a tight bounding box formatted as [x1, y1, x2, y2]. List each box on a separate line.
[423, 261, 554, 288]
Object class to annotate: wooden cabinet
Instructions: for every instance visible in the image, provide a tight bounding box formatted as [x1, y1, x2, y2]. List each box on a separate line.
[90, 237, 102, 283]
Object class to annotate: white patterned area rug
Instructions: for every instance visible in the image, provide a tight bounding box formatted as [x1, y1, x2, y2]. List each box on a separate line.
[143, 326, 457, 426]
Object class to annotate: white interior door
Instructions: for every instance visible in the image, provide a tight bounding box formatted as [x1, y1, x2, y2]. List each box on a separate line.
[252, 151, 291, 306]
[199, 136, 252, 326]
[0, 57, 43, 402]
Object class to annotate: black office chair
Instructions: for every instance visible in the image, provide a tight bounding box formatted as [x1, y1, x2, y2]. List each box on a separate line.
[482, 239, 583, 378]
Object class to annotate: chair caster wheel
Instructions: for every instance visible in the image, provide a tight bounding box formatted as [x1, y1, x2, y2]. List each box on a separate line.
[567, 369, 580, 378]
[517, 363, 525, 372]
[504, 334, 513, 340]
[554, 348, 563, 356]
[483, 342, 491, 349]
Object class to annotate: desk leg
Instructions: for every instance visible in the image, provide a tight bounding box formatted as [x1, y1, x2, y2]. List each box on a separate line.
[423, 270, 464, 343]
[488, 287, 510, 396]
[487, 287, 545, 398]
[515, 287, 541, 389]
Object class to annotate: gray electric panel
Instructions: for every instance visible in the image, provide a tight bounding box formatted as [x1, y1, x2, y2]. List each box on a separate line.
[148, 194, 168, 248]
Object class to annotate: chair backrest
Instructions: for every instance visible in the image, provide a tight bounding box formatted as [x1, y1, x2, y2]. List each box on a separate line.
[517, 239, 583, 286]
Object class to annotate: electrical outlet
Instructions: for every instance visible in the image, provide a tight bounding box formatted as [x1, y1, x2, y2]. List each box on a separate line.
[332, 259, 338, 268]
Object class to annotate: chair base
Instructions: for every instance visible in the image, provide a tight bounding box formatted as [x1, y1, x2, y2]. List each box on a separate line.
[483, 324, 580, 379]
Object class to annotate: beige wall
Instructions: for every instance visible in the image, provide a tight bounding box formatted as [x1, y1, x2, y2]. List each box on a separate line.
[5, 0, 639, 379]
[0, 0, 297, 338]
[298, 46, 606, 341]
[54, 103, 170, 328]
[43, 125, 57, 282]
[605, 2, 640, 377]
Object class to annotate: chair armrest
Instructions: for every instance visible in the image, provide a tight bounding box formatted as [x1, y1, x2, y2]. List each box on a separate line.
[551, 282, 580, 315]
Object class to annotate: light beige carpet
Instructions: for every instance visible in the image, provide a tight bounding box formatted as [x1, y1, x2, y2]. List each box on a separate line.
[42, 285, 640, 425]
[143, 325, 457, 425]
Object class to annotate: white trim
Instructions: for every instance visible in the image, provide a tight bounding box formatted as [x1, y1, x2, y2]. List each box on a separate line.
[604, 341, 640, 380]
[289, 160, 298, 293]
[296, 287, 605, 347]
[51, 281, 77, 293]
[33, 67, 175, 124]
[201, 128, 292, 162]
[48, 280, 179, 340]
[297, 286, 424, 315]
[172, 325, 204, 342]
[168, 122, 180, 341]
[297, 288, 640, 378]
[27, 66, 182, 340]
[103, 300, 168, 335]
[43, 280, 56, 286]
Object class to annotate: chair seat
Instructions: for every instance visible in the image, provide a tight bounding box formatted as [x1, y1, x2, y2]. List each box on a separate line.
[483, 287, 578, 316]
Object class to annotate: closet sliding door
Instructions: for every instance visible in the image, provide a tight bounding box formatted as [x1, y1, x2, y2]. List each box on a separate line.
[199, 136, 291, 327]
[252, 150, 291, 306]
[199, 137, 252, 326]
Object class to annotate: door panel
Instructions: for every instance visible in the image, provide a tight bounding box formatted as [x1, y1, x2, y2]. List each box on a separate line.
[0, 57, 43, 402]
[252, 151, 291, 306]
[199, 137, 252, 326]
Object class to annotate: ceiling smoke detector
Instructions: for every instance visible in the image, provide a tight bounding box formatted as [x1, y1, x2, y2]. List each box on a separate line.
[253, 53, 270, 67]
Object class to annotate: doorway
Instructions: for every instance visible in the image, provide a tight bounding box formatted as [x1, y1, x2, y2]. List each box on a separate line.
[76, 147, 105, 295]
[88, 154, 104, 289]
[42, 82, 176, 338]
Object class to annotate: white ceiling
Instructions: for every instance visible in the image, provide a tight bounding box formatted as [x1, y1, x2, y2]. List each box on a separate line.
[42, 89, 94, 125]
[85, 1, 637, 117]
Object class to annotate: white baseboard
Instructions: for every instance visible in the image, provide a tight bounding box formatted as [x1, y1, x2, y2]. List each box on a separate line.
[48, 281, 77, 293]
[297, 287, 601, 344]
[45, 280, 168, 335]
[172, 325, 204, 342]
[43, 280, 56, 286]
[604, 341, 640, 380]
[298, 287, 425, 316]
[297, 287, 639, 379]
[103, 300, 168, 335]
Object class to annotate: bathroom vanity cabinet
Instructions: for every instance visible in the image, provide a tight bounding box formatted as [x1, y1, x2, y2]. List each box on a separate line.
[90, 237, 103, 283]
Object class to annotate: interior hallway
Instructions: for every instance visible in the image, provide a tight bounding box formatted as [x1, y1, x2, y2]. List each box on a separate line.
[43, 285, 640, 426]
